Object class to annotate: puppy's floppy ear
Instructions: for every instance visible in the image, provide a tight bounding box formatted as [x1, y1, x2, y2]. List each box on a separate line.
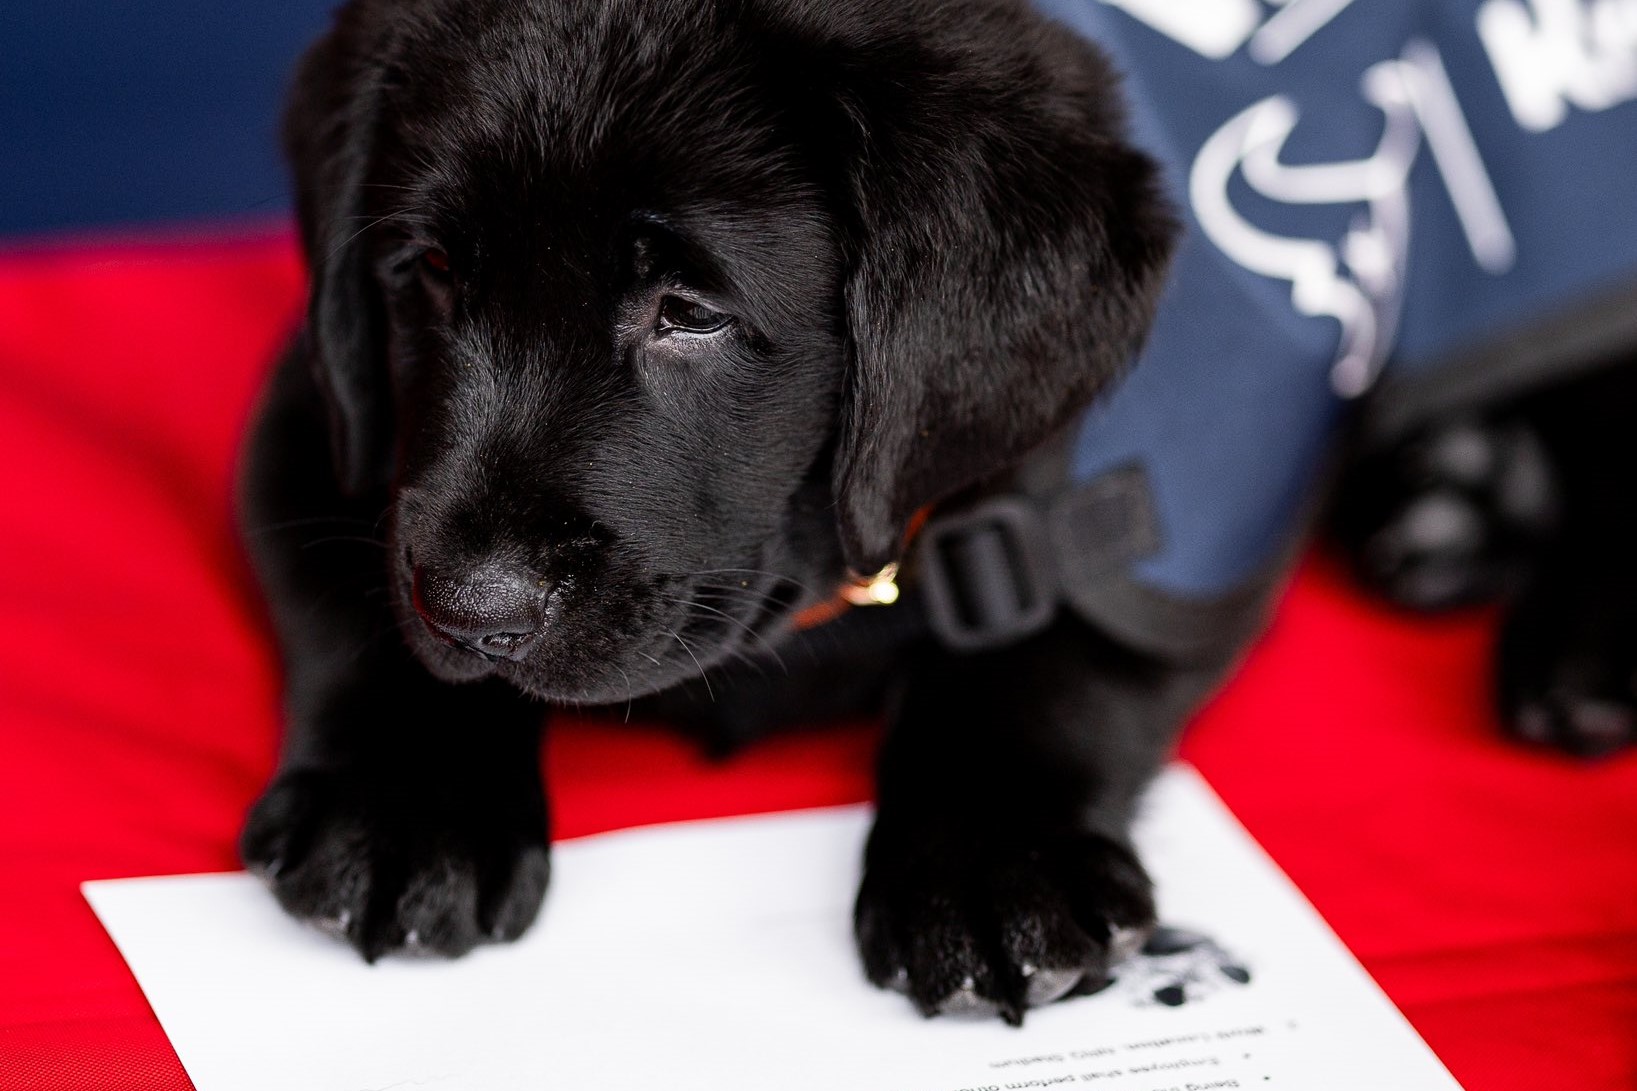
[828, 17, 1178, 575]
[283, 3, 395, 495]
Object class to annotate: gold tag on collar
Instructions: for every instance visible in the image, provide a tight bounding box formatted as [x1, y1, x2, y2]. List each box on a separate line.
[840, 562, 901, 607]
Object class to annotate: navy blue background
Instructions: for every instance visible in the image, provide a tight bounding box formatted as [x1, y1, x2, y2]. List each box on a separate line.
[1, 2, 336, 237]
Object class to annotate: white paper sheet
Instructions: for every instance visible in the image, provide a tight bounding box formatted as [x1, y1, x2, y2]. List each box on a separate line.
[85, 766, 1463, 1091]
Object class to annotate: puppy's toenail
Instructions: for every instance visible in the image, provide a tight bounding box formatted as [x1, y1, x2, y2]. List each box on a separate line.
[938, 983, 997, 1018]
[313, 910, 352, 938]
[1108, 924, 1150, 965]
[1023, 966, 1082, 1006]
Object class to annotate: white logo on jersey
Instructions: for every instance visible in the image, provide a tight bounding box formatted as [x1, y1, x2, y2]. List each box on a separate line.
[1192, 42, 1515, 396]
[1098, 0, 1359, 65]
[1477, 0, 1637, 131]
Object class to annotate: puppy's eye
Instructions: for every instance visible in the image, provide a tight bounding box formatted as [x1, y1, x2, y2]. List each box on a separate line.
[655, 296, 732, 336]
[420, 248, 452, 279]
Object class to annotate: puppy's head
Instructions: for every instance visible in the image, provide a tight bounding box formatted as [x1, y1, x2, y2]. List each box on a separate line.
[287, 0, 1175, 703]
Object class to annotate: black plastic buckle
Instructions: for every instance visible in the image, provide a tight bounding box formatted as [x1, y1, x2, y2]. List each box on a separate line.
[915, 497, 1058, 651]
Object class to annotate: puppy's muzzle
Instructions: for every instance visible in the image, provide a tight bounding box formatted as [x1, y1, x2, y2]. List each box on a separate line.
[412, 563, 551, 661]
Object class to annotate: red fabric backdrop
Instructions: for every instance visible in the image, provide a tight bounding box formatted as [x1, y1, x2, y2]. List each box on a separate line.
[1, 232, 1634, 1090]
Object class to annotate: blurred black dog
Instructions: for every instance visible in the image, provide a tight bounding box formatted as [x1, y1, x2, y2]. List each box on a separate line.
[1334, 356, 1637, 758]
[240, 0, 1180, 1025]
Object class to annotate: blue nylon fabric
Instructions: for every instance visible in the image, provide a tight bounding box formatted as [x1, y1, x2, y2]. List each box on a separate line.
[0, 2, 335, 237]
[1038, 0, 1637, 596]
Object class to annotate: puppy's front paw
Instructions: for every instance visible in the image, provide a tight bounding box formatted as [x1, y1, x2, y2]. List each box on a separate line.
[239, 766, 550, 961]
[854, 822, 1155, 1025]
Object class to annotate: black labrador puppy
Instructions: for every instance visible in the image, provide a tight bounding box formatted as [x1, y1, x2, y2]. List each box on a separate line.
[239, 0, 1231, 1026]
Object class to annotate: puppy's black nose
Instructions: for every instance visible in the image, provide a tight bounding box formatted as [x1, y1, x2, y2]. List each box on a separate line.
[412, 563, 550, 660]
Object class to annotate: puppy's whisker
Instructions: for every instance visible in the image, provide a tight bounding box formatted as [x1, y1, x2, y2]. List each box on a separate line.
[676, 618, 778, 682]
[662, 626, 713, 702]
[690, 583, 811, 616]
[615, 667, 635, 723]
[659, 595, 788, 673]
[327, 208, 431, 260]
[717, 644, 774, 681]
[691, 596, 796, 628]
[690, 566, 802, 586]
[689, 568, 824, 599]
[690, 583, 790, 607]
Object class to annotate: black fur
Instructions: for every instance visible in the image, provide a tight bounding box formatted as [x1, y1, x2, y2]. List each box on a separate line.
[1334, 358, 1637, 759]
[239, 0, 1209, 1023]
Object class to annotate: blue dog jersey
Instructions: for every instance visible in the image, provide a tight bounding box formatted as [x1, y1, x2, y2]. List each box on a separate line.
[1033, 0, 1637, 624]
